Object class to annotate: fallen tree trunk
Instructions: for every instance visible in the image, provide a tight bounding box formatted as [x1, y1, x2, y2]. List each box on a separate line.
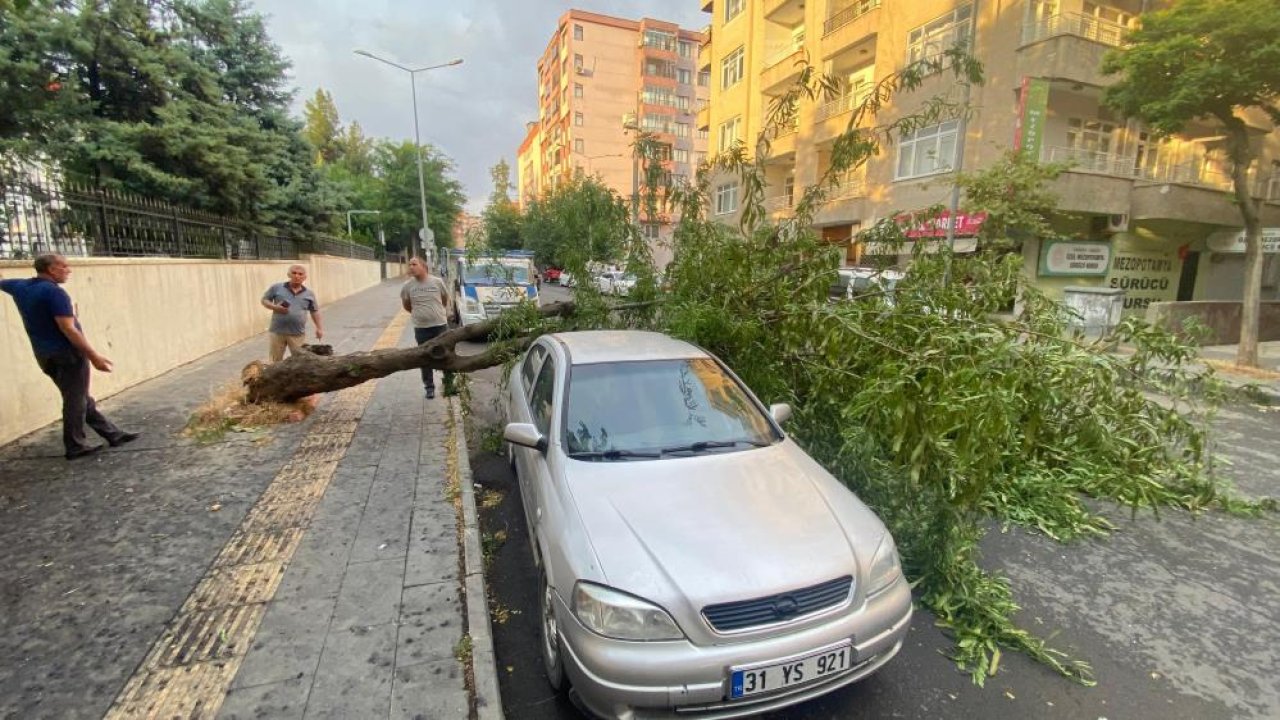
[245, 300, 579, 403]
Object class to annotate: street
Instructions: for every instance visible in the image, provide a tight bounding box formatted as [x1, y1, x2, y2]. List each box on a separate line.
[467, 285, 1279, 719]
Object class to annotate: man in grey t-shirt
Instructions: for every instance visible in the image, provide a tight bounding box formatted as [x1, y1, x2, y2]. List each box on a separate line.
[401, 257, 452, 398]
[261, 265, 323, 362]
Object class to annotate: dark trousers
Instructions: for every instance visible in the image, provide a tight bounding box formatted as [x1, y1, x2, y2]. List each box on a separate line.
[36, 351, 122, 454]
[413, 325, 453, 392]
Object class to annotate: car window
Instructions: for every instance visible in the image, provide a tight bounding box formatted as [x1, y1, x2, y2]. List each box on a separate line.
[563, 358, 779, 456]
[529, 355, 556, 436]
[521, 344, 547, 394]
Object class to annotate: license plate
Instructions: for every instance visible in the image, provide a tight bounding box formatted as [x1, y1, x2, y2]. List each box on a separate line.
[729, 641, 853, 699]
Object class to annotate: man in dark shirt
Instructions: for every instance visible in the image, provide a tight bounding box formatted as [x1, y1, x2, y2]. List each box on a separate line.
[1, 254, 138, 459]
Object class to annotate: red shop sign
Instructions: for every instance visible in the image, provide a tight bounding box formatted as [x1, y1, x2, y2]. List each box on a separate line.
[897, 210, 988, 238]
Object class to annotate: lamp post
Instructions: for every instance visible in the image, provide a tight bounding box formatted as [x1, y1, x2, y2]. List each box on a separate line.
[576, 152, 625, 175]
[346, 209, 381, 238]
[354, 50, 463, 258]
[622, 115, 641, 225]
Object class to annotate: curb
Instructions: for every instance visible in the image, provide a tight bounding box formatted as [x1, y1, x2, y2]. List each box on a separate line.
[449, 396, 505, 720]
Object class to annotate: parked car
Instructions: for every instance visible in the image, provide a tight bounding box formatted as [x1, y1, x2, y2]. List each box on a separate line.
[560, 271, 576, 288]
[503, 331, 912, 719]
[830, 266, 904, 302]
[593, 270, 637, 295]
[544, 267, 563, 284]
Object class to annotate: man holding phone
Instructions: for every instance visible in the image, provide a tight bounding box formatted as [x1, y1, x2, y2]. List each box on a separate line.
[261, 265, 323, 362]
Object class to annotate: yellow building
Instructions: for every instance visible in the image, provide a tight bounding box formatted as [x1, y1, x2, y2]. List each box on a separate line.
[517, 121, 543, 211]
[521, 10, 711, 267]
[698, 0, 1280, 311]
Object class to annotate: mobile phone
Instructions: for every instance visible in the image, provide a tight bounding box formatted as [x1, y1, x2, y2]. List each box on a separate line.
[280, 300, 290, 309]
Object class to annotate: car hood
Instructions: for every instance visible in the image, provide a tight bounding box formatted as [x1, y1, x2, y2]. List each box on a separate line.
[562, 441, 886, 618]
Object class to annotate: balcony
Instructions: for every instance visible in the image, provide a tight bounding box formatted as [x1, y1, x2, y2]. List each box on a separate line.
[760, 37, 807, 93]
[1023, 12, 1130, 48]
[822, 0, 880, 58]
[696, 105, 710, 131]
[813, 86, 873, 142]
[764, 192, 795, 217]
[1017, 15, 1128, 87]
[765, 0, 805, 25]
[761, 117, 798, 159]
[698, 28, 713, 71]
[814, 173, 869, 226]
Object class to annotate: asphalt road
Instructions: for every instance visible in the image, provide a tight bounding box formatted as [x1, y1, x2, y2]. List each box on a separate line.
[465, 289, 1279, 719]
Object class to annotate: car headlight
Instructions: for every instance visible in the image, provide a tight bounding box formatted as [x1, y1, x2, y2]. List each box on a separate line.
[866, 534, 903, 597]
[572, 582, 684, 641]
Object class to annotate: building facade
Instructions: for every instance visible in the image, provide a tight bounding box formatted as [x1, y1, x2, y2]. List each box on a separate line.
[524, 10, 711, 267]
[698, 0, 1280, 312]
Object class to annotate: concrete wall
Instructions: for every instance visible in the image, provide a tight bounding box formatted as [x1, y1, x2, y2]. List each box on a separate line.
[1147, 301, 1280, 345]
[0, 255, 392, 446]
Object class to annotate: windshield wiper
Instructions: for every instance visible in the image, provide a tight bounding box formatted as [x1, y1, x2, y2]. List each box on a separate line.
[658, 439, 770, 455]
[567, 449, 662, 461]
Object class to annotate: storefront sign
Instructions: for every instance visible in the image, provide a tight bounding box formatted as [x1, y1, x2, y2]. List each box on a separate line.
[1205, 227, 1280, 254]
[1107, 249, 1180, 312]
[897, 210, 988, 238]
[1039, 240, 1111, 277]
[1014, 77, 1050, 160]
[862, 236, 978, 256]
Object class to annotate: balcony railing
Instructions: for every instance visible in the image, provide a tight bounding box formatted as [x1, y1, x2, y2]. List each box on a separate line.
[764, 193, 795, 212]
[824, 173, 867, 202]
[1045, 146, 1277, 197]
[764, 33, 806, 69]
[823, 0, 881, 37]
[815, 86, 874, 122]
[1022, 11, 1130, 47]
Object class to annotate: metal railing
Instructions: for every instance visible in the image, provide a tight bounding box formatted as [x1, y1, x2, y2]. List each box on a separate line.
[764, 35, 805, 69]
[823, 0, 881, 37]
[1044, 146, 1278, 198]
[1, 169, 375, 261]
[824, 173, 867, 203]
[815, 86, 874, 122]
[1022, 11, 1130, 47]
[764, 193, 795, 212]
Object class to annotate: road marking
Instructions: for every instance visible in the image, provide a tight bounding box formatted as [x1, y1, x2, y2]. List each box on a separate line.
[105, 313, 409, 719]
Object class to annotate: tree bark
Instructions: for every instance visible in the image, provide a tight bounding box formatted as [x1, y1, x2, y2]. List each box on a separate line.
[1219, 114, 1264, 367]
[244, 300, 578, 403]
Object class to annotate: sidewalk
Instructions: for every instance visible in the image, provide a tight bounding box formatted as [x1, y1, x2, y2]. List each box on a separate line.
[0, 280, 500, 719]
[1194, 340, 1280, 402]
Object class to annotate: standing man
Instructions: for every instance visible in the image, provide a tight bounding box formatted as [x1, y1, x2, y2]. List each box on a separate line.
[401, 256, 452, 398]
[261, 265, 323, 362]
[1, 254, 138, 460]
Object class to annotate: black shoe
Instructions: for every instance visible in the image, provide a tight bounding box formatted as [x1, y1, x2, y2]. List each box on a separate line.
[66, 444, 105, 460]
[108, 432, 140, 447]
[425, 387, 436, 399]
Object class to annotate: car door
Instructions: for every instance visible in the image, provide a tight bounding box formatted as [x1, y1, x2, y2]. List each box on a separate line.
[510, 343, 548, 528]
[520, 350, 560, 561]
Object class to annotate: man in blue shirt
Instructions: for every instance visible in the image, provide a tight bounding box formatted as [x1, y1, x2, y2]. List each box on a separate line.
[260, 265, 323, 362]
[1, 254, 138, 459]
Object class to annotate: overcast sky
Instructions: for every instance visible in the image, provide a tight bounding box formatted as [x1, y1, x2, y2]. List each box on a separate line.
[251, 0, 706, 214]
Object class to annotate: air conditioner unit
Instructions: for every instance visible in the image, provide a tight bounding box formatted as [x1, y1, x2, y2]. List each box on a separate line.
[1106, 213, 1129, 233]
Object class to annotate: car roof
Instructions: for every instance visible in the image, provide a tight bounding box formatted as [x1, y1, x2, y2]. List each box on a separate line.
[548, 331, 708, 365]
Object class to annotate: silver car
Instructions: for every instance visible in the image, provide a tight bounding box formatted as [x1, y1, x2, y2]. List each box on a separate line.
[503, 331, 912, 719]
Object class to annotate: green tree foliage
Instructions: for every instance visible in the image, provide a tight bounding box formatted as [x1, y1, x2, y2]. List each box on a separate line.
[0, 0, 329, 233]
[648, 50, 1268, 687]
[481, 159, 522, 251]
[303, 89, 343, 165]
[1102, 0, 1280, 367]
[520, 175, 631, 273]
[368, 140, 465, 253]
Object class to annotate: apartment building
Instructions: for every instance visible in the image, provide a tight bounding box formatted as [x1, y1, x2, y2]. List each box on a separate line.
[517, 121, 542, 210]
[698, 0, 1280, 313]
[518, 10, 710, 267]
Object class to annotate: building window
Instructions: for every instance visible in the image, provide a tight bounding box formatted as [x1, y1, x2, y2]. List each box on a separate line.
[575, 112, 584, 126]
[678, 40, 694, 59]
[574, 24, 583, 41]
[718, 116, 742, 153]
[675, 122, 690, 138]
[895, 120, 959, 180]
[722, 46, 745, 89]
[574, 53, 584, 69]
[698, 69, 710, 87]
[575, 138, 584, 153]
[697, 128, 709, 141]
[644, 58, 677, 79]
[725, 0, 744, 23]
[907, 5, 973, 65]
[643, 223, 661, 240]
[715, 182, 739, 215]
[695, 151, 707, 166]
[574, 83, 583, 98]
[643, 29, 677, 51]
[676, 95, 690, 111]
[1066, 117, 1118, 171]
[674, 148, 690, 163]
[643, 85, 678, 107]
[678, 68, 693, 85]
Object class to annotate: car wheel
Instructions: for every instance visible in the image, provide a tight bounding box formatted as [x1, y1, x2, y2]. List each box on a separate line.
[540, 568, 567, 691]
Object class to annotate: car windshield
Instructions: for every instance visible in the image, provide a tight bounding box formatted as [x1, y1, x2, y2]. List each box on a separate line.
[463, 263, 530, 284]
[564, 358, 779, 459]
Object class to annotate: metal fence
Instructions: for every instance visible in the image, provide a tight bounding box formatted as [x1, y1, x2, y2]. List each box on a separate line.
[1, 169, 376, 262]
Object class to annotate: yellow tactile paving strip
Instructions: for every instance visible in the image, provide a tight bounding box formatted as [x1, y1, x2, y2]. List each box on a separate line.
[104, 313, 409, 719]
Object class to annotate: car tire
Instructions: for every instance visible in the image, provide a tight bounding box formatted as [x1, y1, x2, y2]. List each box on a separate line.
[540, 568, 567, 692]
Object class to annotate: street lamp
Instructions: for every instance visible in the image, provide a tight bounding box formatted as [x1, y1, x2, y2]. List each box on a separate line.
[346, 209, 381, 238]
[354, 50, 463, 257]
[576, 152, 625, 175]
[622, 116, 642, 224]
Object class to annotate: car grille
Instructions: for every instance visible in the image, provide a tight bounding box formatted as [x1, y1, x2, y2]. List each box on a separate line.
[702, 576, 853, 632]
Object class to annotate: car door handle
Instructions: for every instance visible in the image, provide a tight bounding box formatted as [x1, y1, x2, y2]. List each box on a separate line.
[536, 507, 542, 520]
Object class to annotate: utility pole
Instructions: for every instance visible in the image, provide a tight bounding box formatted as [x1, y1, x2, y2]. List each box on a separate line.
[943, 0, 980, 289]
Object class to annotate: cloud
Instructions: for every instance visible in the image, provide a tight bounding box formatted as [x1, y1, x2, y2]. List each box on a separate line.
[251, 0, 706, 214]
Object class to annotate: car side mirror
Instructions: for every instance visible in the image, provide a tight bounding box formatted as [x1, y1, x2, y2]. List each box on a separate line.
[769, 403, 792, 425]
[504, 422, 547, 452]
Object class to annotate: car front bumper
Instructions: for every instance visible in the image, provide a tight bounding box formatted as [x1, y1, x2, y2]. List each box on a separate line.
[557, 579, 913, 720]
